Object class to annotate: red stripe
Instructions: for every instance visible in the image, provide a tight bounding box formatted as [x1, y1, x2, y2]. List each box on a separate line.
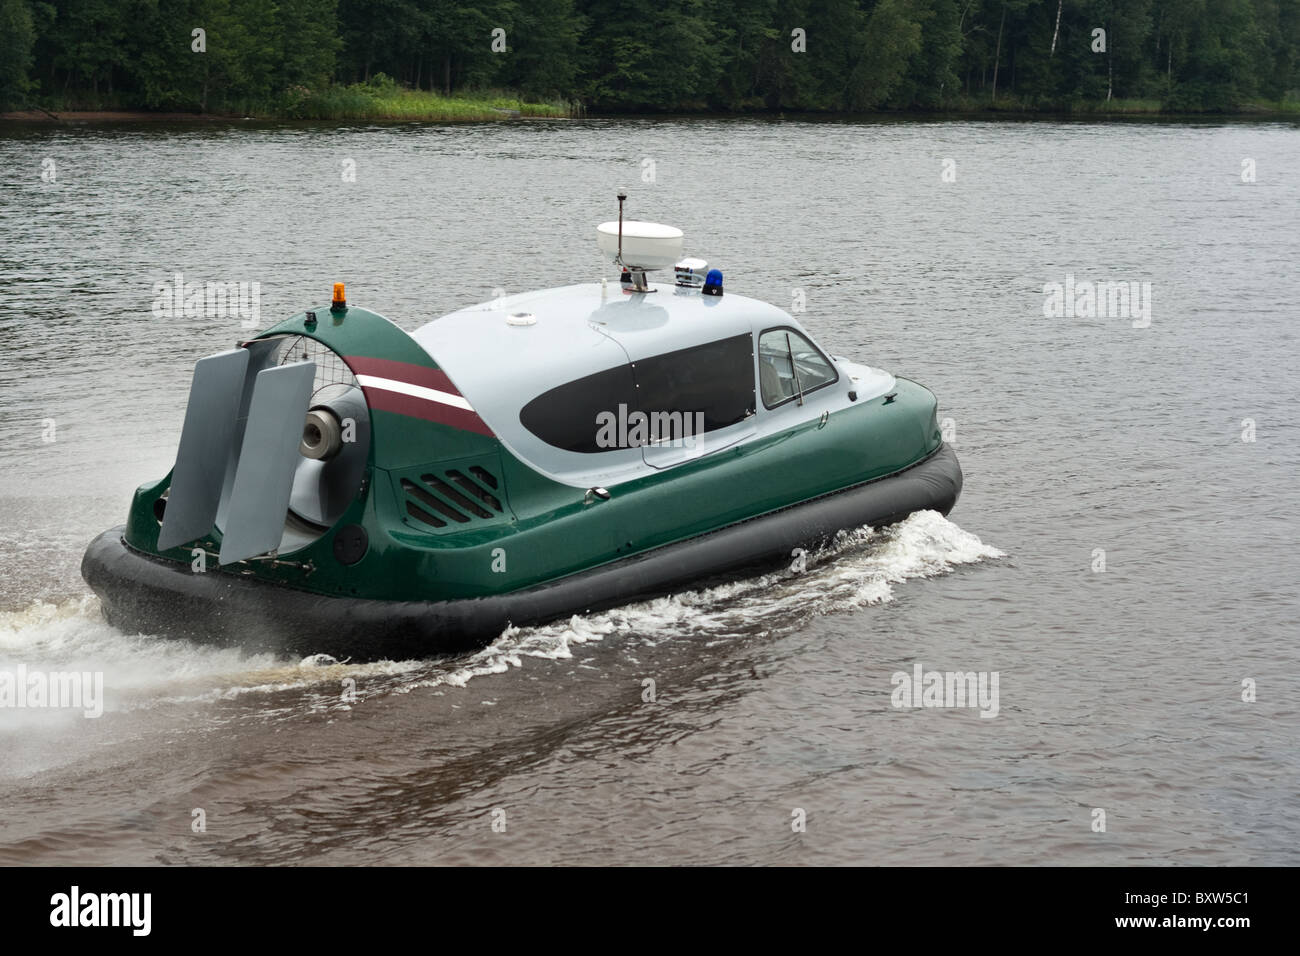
[344, 356, 462, 396]
[346, 355, 493, 436]
[361, 387, 495, 437]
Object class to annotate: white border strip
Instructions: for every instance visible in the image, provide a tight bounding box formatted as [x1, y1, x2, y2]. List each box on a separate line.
[355, 374, 475, 411]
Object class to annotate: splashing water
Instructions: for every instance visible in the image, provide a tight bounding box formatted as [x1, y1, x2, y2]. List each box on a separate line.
[391, 510, 1003, 696]
[0, 511, 1001, 717]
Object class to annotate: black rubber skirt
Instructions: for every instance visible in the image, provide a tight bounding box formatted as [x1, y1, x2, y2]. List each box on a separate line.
[82, 443, 962, 661]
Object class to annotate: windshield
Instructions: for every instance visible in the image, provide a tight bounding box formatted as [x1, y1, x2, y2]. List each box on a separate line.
[757, 329, 838, 408]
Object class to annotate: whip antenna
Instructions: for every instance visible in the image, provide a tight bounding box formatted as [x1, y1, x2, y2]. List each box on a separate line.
[616, 191, 626, 263]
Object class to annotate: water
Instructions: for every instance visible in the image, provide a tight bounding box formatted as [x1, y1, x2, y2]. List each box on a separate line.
[0, 116, 1297, 865]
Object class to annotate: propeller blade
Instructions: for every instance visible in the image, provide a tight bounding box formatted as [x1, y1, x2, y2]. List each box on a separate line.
[157, 349, 250, 551]
[217, 362, 316, 565]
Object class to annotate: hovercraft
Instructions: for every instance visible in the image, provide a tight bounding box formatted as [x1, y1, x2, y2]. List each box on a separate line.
[82, 199, 962, 660]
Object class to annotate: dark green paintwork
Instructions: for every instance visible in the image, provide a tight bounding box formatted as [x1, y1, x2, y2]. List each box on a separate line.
[122, 305, 942, 602]
[259, 305, 500, 467]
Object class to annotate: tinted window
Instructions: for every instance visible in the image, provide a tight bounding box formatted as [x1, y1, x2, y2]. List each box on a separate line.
[519, 334, 755, 454]
[634, 333, 755, 441]
[758, 328, 838, 408]
[519, 363, 638, 453]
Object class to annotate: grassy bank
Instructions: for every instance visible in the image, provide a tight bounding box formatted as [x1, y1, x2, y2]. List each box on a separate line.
[1, 77, 574, 123]
[276, 77, 572, 121]
[6, 85, 1297, 124]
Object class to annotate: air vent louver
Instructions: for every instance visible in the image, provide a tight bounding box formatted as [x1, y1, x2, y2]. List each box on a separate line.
[400, 465, 505, 530]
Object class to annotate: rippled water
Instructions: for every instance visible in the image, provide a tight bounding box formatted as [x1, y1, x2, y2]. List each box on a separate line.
[0, 117, 1297, 865]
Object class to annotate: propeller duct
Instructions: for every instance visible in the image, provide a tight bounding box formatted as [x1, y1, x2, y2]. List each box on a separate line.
[157, 336, 371, 565]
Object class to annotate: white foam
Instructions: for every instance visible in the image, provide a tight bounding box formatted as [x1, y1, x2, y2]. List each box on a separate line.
[0, 596, 424, 714]
[0, 512, 1001, 712]
[392, 510, 1004, 693]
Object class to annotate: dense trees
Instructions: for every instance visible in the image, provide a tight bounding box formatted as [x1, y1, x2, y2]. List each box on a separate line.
[0, 0, 38, 109]
[3, 0, 1298, 114]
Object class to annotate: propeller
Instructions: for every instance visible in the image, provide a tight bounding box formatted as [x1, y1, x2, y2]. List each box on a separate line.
[156, 335, 371, 565]
[288, 385, 371, 529]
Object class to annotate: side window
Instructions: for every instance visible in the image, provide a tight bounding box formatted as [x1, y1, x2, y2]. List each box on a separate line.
[519, 364, 638, 453]
[757, 328, 838, 409]
[519, 333, 755, 454]
[633, 333, 755, 440]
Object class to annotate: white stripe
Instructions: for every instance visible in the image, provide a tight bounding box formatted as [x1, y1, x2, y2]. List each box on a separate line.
[355, 375, 475, 411]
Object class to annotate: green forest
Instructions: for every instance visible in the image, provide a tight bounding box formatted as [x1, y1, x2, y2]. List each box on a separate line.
[1, 0, 1298, 117]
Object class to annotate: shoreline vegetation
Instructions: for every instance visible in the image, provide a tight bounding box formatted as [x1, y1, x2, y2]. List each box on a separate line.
[1, 77, 577, 123]
[4, 92, 1298, 124]
[2, 1, 1297, 124]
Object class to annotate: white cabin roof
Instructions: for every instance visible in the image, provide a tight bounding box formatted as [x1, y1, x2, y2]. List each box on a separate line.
[411, 282, 886, 487]
[415, 281, 796, 367]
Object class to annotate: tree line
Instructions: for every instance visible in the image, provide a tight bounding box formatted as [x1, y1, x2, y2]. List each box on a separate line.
[2, 0, 1297, 114]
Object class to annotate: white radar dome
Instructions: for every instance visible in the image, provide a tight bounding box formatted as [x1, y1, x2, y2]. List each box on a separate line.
[596, 220, 684, 271]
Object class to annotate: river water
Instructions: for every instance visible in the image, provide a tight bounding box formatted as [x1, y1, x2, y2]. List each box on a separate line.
[0, 116, 1296, 865]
